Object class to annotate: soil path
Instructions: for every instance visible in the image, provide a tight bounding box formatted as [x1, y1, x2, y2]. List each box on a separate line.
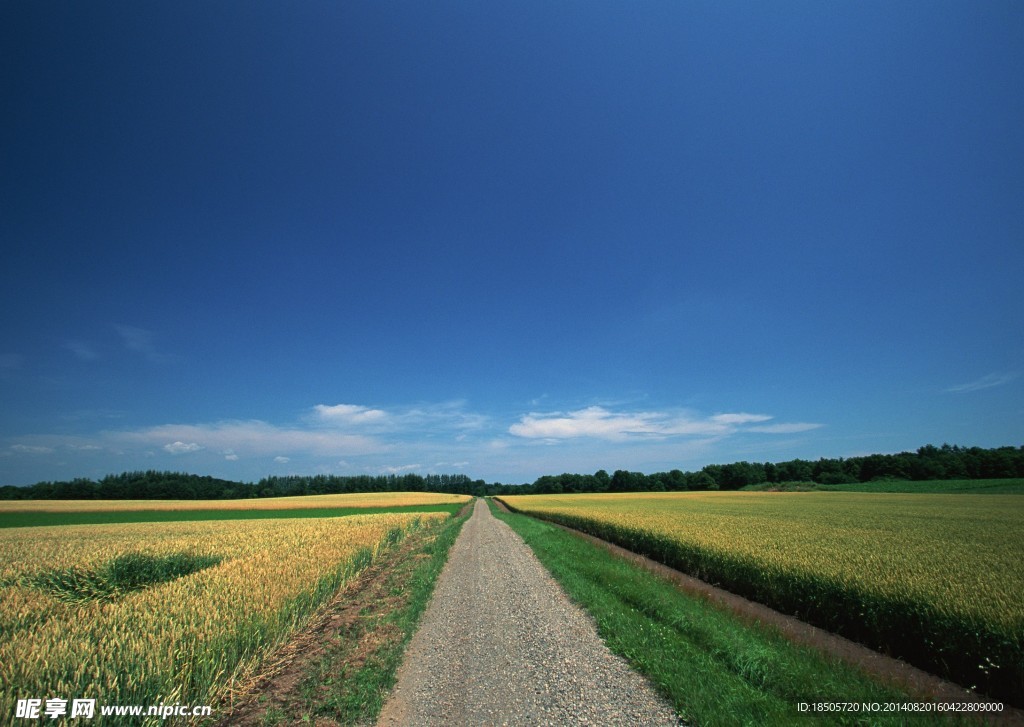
[376, 499, 679, 726]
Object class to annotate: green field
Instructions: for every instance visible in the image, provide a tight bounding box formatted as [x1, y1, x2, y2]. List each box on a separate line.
[743, 477, 1024, 494]
[0, 503, 463, 529]
[499, 491, 1024, 705]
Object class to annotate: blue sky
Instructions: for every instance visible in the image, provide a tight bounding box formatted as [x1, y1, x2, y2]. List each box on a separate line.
[2, 1, 1022, 486]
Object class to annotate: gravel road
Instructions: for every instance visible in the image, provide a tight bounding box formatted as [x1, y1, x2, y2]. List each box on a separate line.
[377, 499, 679, 726]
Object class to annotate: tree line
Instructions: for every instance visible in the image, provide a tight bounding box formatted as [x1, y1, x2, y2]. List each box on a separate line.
[1, 444, 1021, 500]
[497, 444, 1024, 495]
[0, 471, 487, 500]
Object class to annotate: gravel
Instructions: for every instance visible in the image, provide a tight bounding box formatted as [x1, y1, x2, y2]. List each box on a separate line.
[377, 499, 680, 726]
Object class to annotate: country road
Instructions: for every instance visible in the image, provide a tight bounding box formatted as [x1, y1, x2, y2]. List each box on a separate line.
[377, 498, 679, 726]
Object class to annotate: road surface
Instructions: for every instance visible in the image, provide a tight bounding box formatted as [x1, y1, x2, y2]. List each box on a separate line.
[377, 499, 679, 726]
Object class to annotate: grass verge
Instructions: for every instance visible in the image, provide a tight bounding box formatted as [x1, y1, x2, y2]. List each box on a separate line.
[487, 499, 966, 727]
[0, 503, 463, 529]
[225, 503, 471, 726]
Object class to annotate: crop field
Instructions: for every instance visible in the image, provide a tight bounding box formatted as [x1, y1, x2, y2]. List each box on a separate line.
[0, 491, 469, 512]
[498, 491, 1024, 704]
[745, 477, 1024, 494]
[0, 509, 451, 723]
[0, 491, 471, 528]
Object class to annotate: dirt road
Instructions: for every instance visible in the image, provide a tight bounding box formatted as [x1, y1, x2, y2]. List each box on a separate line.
[377, 499, 679, 726]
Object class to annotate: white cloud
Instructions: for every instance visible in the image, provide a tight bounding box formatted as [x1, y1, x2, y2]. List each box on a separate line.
[380, 463, 421, 474]
[311, 401, 488, 434]
[10, 444, 55, 454]
[396, 401, 489, 431]
[945, 372, 1018, 394]
[510, 407, 668, 441]
[163, 441, 203, 454]
[709, 413, 772, 425]
[314, 403, 389, 425]
[2, 398, 823, 483]
[433, 460, 470, 469]
[120, 420, 384, 458]
[509, 406, 819, 441]
[746, 422, 823, 434]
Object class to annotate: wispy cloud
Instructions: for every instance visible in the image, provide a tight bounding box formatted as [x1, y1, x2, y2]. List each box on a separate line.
[9, 444, 55, 454]
[121, 420, 384, 458]
[4, 401, 484, 472]
[59, 409, 127, 423]
[746, 422, 823, 434]
[510, 407, 672, 441]
[509, 406, 820, 442]
[379, 463, 422, 474]
[391, 400, 489, 432]
[314, 404, 390, 425]
[2, 399, 824, 484]
[311, 401, 487, 433]
[945, 372, 1018, 394]
[163, 441, 203, 454]
[63, 340, 100, 361]
[114, 325, 171, 363]
[709, 413, 772, 425]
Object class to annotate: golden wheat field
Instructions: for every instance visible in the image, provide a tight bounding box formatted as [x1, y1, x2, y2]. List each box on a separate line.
[0, 511, 447, 721]
[500, 492, 1023, 626]
[0, 491, 470, 513]
[499, 491, 1024, 702]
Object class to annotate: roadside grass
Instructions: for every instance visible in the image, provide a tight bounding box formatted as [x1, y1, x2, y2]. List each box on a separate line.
[254, 502, 471, 725]
[0, 503, 463, 529]
[488, 500, 960, 727]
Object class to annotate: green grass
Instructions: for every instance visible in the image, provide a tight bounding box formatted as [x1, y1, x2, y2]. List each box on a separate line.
[487, 500, 961, 727]
[742, 478, 1024, 494]
[818, 478, 1024, 494]
[0, 502, 464, 529]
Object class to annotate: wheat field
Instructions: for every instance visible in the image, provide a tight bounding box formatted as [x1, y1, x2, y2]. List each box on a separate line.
[499, 491, 1024, 702]
[0, 511, 448, 721]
